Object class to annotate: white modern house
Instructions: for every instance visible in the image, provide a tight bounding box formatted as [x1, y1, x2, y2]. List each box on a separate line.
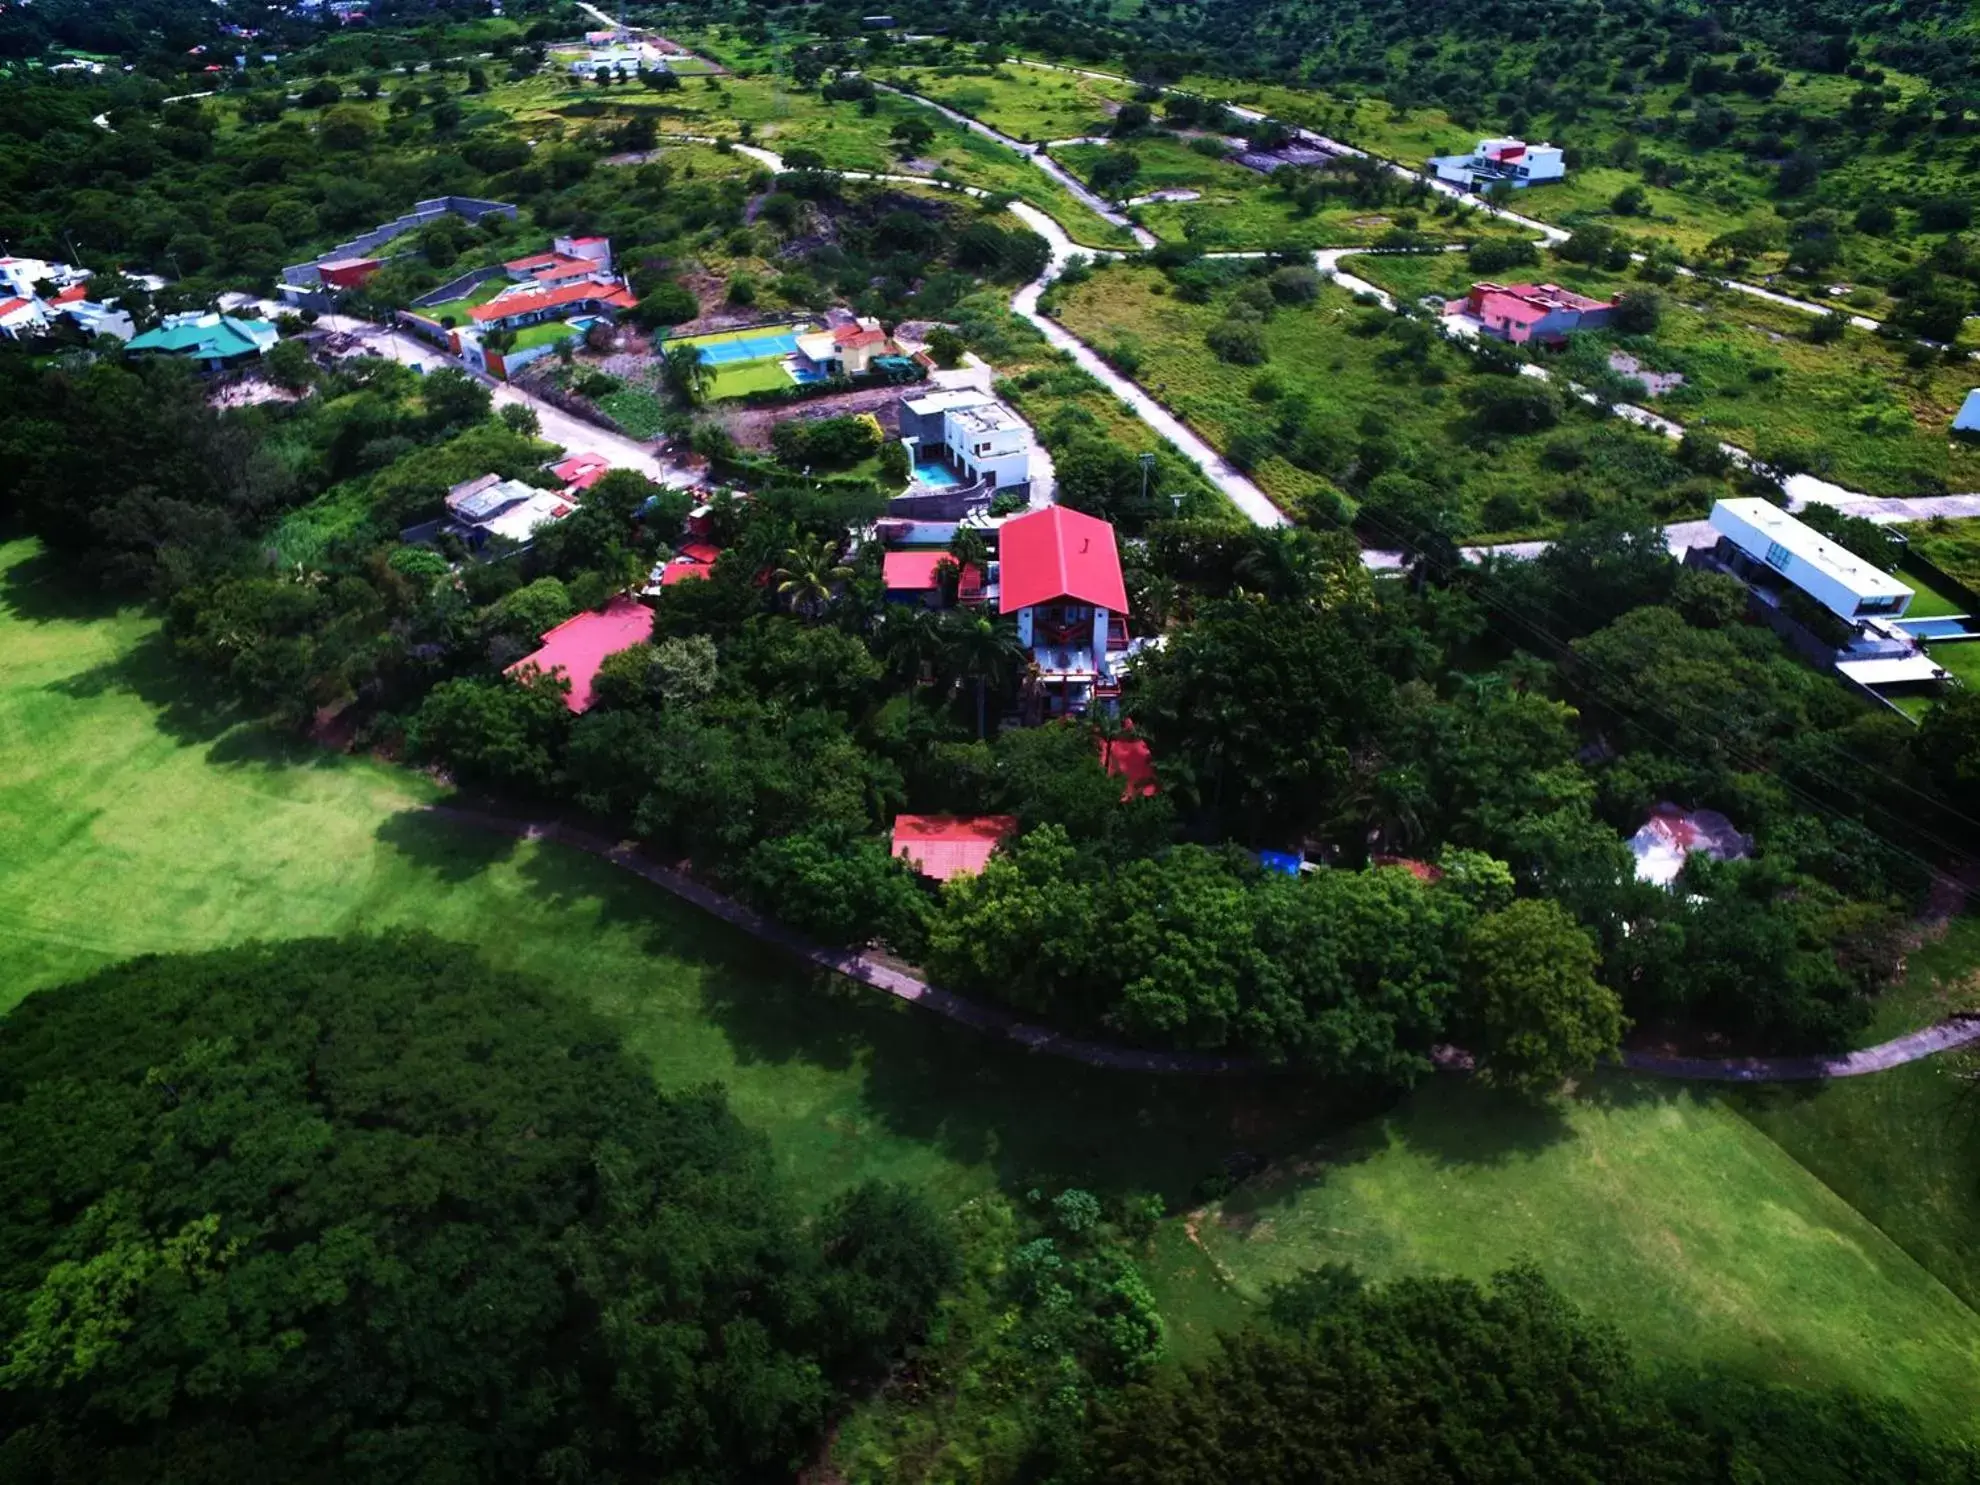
[898, 389, 1035, 490]
[1707, 498, 1912, 621]
[1429, 137, 1566, 190]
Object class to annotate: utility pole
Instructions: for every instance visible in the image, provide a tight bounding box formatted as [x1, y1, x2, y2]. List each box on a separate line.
[1138, 450, 1155, 508]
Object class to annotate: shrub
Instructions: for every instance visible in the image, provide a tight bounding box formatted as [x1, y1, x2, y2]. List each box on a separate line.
[1206, 318, 1269, 364]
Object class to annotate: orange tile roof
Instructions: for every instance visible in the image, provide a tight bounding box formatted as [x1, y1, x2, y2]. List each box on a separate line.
[471, 279, 635, 324]
[891, 814, 1018, 880]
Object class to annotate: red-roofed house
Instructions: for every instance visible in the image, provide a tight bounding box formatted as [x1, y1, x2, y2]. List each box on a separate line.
[318, 257, 382, 291]
[1098, 732, 1157, 799]
[552, 452, 611, 492]
[654, 541, 722, 588]
[505, 595, 654, 713]
[1450, 281, 1619, 345]
[472, 278, 637, 331]
[795, 316, 894, 376]
[1000, 505, 1130, 717]
[891, 814, 1017, 881]
[882, 550, 983, 606]
[0, 296, 49, 340]
[48, 281, 92, 307]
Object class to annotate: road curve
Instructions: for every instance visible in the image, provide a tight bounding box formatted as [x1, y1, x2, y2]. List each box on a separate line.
[427, 804, 1980, 1085]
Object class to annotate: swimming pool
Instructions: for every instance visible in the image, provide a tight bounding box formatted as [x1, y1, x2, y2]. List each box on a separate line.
[1898, 616, 1979, 640]
[912, 459, 963, 490]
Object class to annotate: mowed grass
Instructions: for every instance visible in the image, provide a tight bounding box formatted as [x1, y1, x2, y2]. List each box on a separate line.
[1195, 1076, 1980, 1432]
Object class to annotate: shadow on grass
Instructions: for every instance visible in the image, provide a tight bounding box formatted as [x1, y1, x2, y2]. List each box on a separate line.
[374, 808, 526, 884]
[0, 543, 138, 626]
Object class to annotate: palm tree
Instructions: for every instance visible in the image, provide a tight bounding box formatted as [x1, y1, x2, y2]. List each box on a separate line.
[940, 611, 1027, 739]
[661, 342, 709, 405]
[772, 534, 853, 620]
[877, 605, 947, 686]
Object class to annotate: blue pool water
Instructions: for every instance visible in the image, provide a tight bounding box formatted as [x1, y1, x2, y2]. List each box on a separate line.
[692, 327, 806, 364]
[912, 459, 963, 490]
[1898, 617, 1978, 640]
[788, 361, 829, 384]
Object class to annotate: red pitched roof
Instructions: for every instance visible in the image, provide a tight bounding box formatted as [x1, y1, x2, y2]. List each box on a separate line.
[505, 596, 654, 713]
[552, 452, 611, 489]
[505, 252, 560, 271]
[1099, 733, 1157, 799]
[883, 550, 979, 591]
[891, 814, 1018, 881]
[834, 327, 888, 350]
[0, 297, 33, 317]
[659, 563, 710, 586]
[998, 505, 1128, 615]
[49, 282, 91, 305]
[471, 279, 635, 324]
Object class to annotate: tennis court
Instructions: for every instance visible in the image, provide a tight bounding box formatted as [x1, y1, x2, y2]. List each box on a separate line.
[673, 324, 814, 365]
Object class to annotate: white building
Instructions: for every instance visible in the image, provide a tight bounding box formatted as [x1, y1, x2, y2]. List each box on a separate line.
[569, 44, 669, 76]
[0, 255, 89, 300]
[1708, 498, 1913, 621]
[1429, 137, 1566, 190]
[445, 474, 577, 547]
[898, 389, 1034, 490]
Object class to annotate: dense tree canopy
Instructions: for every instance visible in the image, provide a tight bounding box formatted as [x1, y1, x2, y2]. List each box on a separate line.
[0, 936, 952, 1484]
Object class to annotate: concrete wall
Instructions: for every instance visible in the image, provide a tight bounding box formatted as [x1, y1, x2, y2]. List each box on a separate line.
[412, 263, 511, 309]
[886, 478, 995, 520]
[282, 197, 519, 288]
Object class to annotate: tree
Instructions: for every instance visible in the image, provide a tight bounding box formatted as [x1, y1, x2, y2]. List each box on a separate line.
[772, 534, 854, 619]
[890, 114, 935, 155]
[406, 673, 572, 792]
[1112, 100, 1153, 136]
[0, 937, 954, 1484]
[1460, 375, 1561, 433]
[498, 401, 540, 437]
[1462, 898, 1624, 1093]
[634, 280, 700, 328]
[1089, 149, 1141, 195]
[421, 367, 491, 430]
[939, 609, 1027, 738]
[741, 824, 930, 951]
[265, 337, 313, 393]
[1613, 289, 1662, 334]
[926, 324, 965, 367]
[661, 342, 710, 404]
[1088, 1265, 1698, 1484]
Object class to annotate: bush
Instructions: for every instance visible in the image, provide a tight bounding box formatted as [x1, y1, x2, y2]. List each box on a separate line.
[1206, 317, 1269, 364]
[1466, 237, 1541, 275]
[1612, 289, 1662, 334]
[634, 280, 700, 328]
[1460, 376, 1562, 433]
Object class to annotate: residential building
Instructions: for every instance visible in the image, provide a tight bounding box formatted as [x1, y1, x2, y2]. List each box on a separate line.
[505, 236, 615, 287]
[653, 541, 722, 588]
[1449, 282, 1619, 344]
[506, 596, 654, 713]
[882, 549, 984, 606]
[999, 505, 1130, 717]
[444, 473, 576, 548]
[1428, 137, 1566, 190]
[126, 312, 278, 371]
[470, 276, 636, 332]
[551, 452, 612, 492]
[890, 814, 1016, 881]
[0, 255, 88, 300]
[1707, 498, 1913, 621]
[796, 317, 892, 377]
[0, 296, 50, 340]
[898, 389, 1035, 491]
[1955, 388, 1980, 434]
[316, 257, 382, 291]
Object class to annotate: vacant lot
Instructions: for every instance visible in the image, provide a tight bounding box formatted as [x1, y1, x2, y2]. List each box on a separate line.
[890, 62, 1138, 143]
[1353, 252, 1980, 495]
[1050, 260, 1732, 536]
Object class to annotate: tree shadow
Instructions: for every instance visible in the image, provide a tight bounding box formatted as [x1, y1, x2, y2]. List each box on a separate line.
[0, 544, 136, 626]
[374, 806, 526, 884]
[48, 632, 244, 749]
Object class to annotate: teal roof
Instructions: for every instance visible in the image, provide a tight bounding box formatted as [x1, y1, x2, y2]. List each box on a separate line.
[128, 315, 273, 361]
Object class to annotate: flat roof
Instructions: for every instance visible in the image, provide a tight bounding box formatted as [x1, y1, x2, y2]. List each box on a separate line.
[890, 814, 1017, 880]
[904, 388, 997, 416]
[1710, 499, 1914, 601]
[1837, 655, 1947, 686]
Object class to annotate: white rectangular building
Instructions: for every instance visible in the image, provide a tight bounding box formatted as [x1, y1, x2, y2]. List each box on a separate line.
[899, 389, 1035, 490]
[1709, 498, 1912, 620]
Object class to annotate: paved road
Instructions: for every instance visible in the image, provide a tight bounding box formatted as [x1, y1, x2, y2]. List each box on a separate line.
[429, 803, 1980, 1083]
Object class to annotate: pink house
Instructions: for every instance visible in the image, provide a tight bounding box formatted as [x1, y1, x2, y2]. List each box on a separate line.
[1450, 281, 1619, 344]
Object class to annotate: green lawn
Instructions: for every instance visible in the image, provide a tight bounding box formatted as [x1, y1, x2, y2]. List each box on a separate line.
[512, 319, 580, 352]
[1898, 561, 1972, 620]
[1195, 1075, 1980, 1433]
[1902, 520, 1980, 601]
[889, 62, 1137, 143]
[1930, 637, 1980, 690]
[596, 387, 667, 438]
[8, 533, 1980, 1438]
[708, 357, 796, 397]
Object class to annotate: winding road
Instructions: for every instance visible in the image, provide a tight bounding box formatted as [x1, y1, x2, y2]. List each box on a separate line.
[430, 805, 1980, 1083]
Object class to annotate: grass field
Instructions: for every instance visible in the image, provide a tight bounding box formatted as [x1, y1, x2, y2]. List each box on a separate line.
[1350, 251, 1980, 495]
[889, 63, 1137, 143]
[1193, 1075, 1980, 1433]
[7, 532, 1980, 1434]
[1049, 260, 1732, 535]
[511, 320, 580, 352]
[1903, 520, 1980, 600]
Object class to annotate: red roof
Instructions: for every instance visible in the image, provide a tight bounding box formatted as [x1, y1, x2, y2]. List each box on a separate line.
[883, 550, 979, 591]
[659, 563, 710, 587]
[998, 505, 1128, 615]
[0, 297, 32, 317]
[505, 596, 654, 713]
[1373, 854, 1445, 883]
[1474, 290, 1551, 325]
[833, 326, 888, 350]
[471, 279, 635, 324]
[552, 452, 611, 490]
[505, 252, 560, 271]
[1099, 733, 1157, 799]
[891, 814, 1018, 881]
[568, 235, 609, 246]
[49, 282, 91, 305]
